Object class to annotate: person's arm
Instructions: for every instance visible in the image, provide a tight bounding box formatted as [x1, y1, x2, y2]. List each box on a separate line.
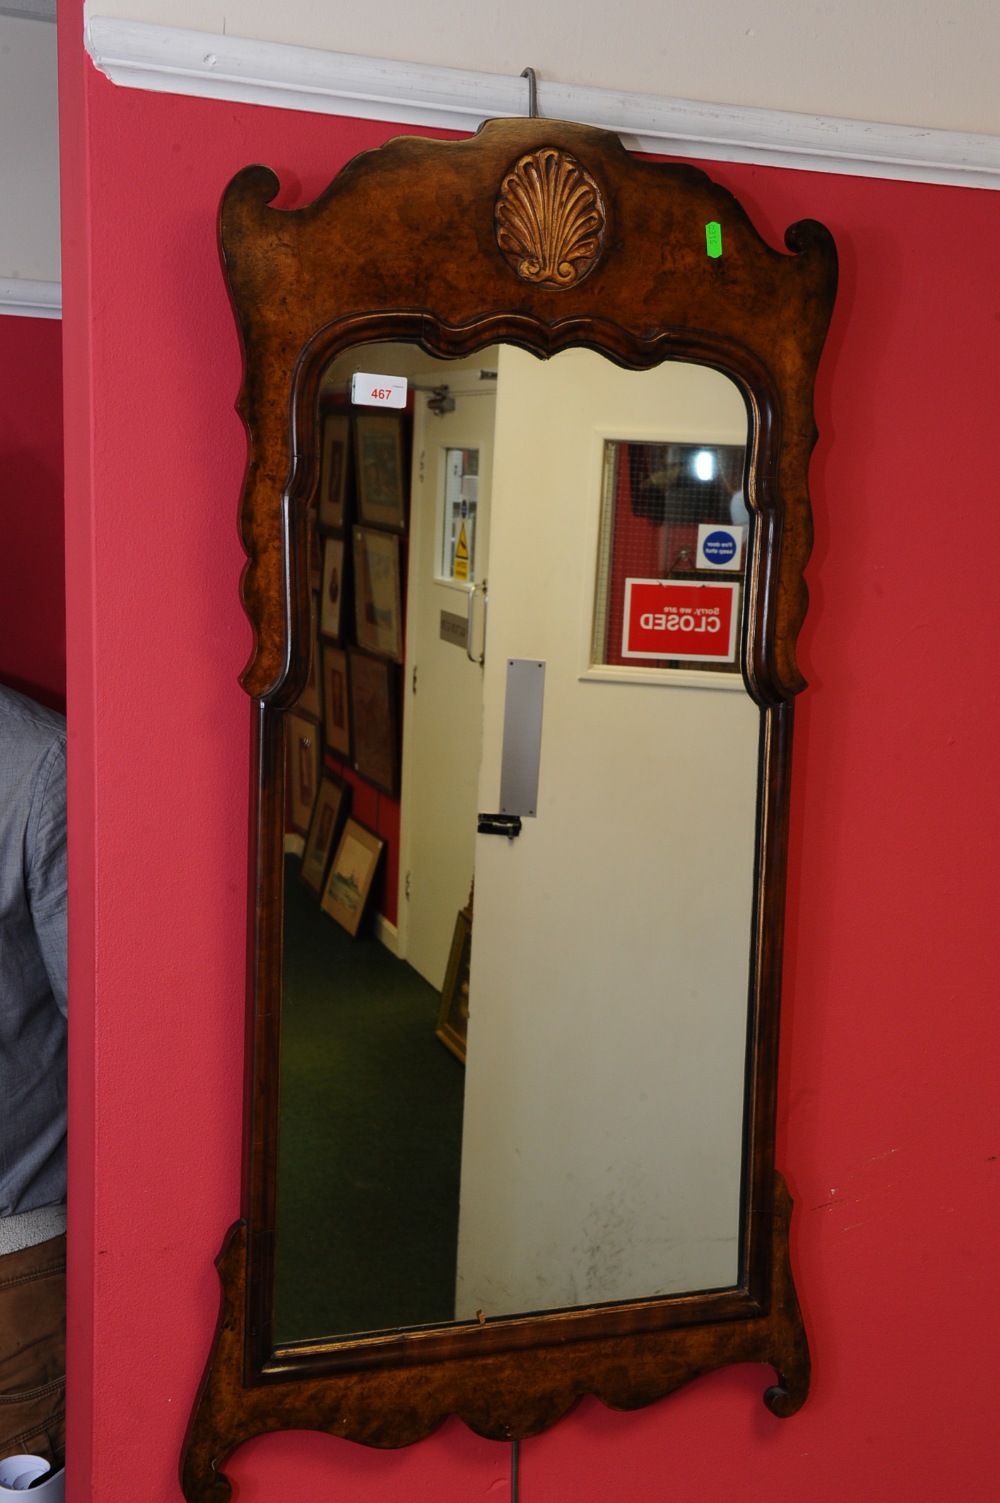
[27, 736, 68, 1017]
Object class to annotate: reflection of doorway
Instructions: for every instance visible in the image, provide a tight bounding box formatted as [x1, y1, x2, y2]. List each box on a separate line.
[456, 346, 759, 1318]
[281, 342, 762, 1336]
[397, 363, 497, 987]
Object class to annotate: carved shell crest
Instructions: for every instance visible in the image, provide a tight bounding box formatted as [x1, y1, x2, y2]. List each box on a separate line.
[495, 148, 605, 289]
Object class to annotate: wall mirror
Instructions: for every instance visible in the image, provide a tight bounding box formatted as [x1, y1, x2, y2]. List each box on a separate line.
[183, 117, 836, 1500]
[273, 341, 756, 1349]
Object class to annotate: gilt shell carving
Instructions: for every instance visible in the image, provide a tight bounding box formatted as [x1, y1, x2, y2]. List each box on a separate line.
[495, 148, 605, 289]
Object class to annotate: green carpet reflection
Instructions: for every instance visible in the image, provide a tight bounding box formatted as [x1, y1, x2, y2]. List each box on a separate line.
[275, 858, 466, 1343]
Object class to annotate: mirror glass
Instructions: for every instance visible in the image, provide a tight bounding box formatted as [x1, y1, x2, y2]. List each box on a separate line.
[275, 342, 759, 1345]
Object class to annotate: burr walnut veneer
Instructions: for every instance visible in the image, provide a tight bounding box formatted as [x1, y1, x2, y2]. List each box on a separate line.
[182, 116, 837, 1500]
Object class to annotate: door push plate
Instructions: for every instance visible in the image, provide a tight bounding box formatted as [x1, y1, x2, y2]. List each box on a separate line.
[498, 658, 545, 817]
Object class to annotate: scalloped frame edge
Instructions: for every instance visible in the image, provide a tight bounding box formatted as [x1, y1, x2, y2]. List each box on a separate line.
[182, 116, 836, 1498]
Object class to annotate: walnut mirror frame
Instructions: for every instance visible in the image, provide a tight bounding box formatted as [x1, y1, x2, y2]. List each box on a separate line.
[182, 117, 837, 1500]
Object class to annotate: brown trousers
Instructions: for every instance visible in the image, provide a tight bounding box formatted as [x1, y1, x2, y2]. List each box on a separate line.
[0, 1233, 65, 1467]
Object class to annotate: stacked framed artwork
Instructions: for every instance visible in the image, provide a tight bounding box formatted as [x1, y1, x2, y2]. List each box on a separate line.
[300, 774, 351, 894]
[287, 399, 408, 935]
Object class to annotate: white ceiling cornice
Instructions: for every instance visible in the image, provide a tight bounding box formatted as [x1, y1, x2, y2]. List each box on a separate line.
[84, 17, 1000, 190]
[0, 2, 56, 21]
[0, 278, 61, 317]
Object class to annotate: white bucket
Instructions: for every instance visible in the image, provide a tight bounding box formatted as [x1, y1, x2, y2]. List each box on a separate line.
[0, 1455, 64, 1497]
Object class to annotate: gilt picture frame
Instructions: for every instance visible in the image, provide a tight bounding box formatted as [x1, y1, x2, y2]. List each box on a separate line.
[285, 711, 321, 836]
[318, 410, 351, 530]
[321, 644, 351, 761]
[293, 595, 322, 721]
[436, 905, 472, 1064]
[320, 818, 385, 937]
[300, 774, 351, 895]
[320, 534, 346, 642]
[348, 647, 399, 796]
[352, 525, 403, 662]
[354, 411, 406, 531]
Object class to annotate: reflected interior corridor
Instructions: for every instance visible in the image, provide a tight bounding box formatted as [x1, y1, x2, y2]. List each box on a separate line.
[275, 858, 465, 1342]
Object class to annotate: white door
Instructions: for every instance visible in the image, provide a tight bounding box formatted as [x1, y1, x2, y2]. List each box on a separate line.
[456, 347, 761, 1319]
[397, 364, 497, 987]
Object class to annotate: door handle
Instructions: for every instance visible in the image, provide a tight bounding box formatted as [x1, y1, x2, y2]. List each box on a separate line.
[477, 813, 522, 840]
[466, 579, 488, 666]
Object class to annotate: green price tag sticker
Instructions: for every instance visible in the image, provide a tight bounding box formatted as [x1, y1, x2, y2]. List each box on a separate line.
[706, 221, 723, 259]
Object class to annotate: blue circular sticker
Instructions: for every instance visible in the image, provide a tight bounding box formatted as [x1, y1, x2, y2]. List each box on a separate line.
[702, 530, 738, 566]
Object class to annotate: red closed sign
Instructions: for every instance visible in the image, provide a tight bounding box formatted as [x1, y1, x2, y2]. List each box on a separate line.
[622, 579, 740, 662]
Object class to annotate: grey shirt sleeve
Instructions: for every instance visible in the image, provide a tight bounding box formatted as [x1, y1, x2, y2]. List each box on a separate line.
[25, 736, 68, 1018]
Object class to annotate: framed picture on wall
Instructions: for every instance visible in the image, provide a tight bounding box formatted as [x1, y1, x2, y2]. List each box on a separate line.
[318, 411, 351, 530]
[285, 711, 321, 836]
[294, 595, 323, 721]
[300, 774, 351, 894]
[308, 505, 322, 590]
[320, 818, 385, 937]
[320, 535, 347, 641]
[354, 411, 406, 531]
[321, 644, 351, 760]
[352, 525, 403, 661]
[348, 648, 400, 797]
[435, 902, 472, 1064]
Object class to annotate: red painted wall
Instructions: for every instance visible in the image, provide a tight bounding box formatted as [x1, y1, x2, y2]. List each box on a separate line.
[0, 314, 65, 707]
[59, 15, 1000, 1503]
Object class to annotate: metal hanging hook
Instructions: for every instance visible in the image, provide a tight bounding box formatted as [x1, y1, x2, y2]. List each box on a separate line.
[520, 67, 538, 118]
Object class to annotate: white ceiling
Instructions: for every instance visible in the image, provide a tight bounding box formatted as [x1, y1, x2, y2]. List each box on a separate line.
[0, 2, 55, 20]
[0, 13, 59, 287]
